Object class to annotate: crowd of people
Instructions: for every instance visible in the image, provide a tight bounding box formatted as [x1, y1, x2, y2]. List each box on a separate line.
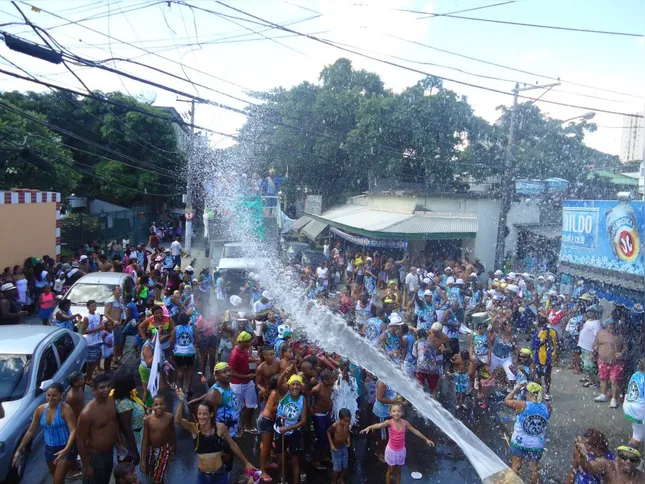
[3, 235, 645, 484]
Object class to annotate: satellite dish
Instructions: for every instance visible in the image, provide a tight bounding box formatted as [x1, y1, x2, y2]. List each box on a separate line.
[136, 89, 157, 105]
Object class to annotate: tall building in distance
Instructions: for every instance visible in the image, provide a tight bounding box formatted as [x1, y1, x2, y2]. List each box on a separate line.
[620, 113, 644, 163]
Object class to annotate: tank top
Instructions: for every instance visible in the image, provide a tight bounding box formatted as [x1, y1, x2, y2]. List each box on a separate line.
[511, 402, 550, 451]
[365, 317, 384, 345]
[388, 419, 406, 451]
[384, 330, 400, 357]
[210, 383, 240, 435]
[140, 340, 153, 368]
[493, 335, 514, 359]
[274, 337, 287, 357]
[443, 310, 460, 338]
[56, 309, 75, 331]
[274, 393, 304, 435]
[624, 371, 645, 423]
[174, 325, 195, 356]
[264, 321, 279, 346]
[574, 452, 615, 484]
[40, 402, 70, 447]
[40, 292, 55, 309]
[355, 301, 372, 327]
[415, 303, 435, 331]
[163, 296, 179, 317]
[404, 334, 414, 363]
[199, 275, 212, 293]
[473, 333, 489, 357]
[15, 278, 28, 303]
[147, 317, 171, 350]
[373, 383, 396, 418]
[516, 365, 531, 385]
[194, 429, 224, 454]
[85, 313, 102, 346]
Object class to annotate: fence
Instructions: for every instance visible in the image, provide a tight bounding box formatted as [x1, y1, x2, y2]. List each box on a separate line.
[61, 208, 154, 254]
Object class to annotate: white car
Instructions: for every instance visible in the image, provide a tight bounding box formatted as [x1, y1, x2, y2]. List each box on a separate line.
[216, 243, 270, 294]
[0, 326, 88, 483]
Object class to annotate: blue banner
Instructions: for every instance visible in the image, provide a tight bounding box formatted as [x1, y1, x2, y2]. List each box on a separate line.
[560, 200, 644, 277]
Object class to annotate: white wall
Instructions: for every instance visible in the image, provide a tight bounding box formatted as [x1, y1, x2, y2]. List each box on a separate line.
[419, 196, 540, 272]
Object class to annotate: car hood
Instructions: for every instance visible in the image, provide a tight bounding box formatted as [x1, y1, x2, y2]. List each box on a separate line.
[218, 258, 269, 270]
[0, 398, 25, 433]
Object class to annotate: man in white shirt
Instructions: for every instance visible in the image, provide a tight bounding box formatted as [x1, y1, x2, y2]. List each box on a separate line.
[404, 267, 419, 307]
[253, 291, 273, 317]
[170, 236, 182, 268]
[122, 234, 130, 249]
[316, 262, 329, 287]
[578, 305, 603, 389]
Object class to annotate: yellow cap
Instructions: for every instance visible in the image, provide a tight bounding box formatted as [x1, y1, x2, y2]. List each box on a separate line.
[520, 348, 533, 357]
[237, 331, 253, 343]
[617, 446, 642, 459]
[526, 382, 543, 402]
[214, 362, 229, 372]
[287, 374, 304, 385]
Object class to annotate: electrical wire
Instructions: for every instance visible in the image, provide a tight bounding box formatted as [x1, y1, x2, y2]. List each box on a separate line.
[209, 1, 644, 118]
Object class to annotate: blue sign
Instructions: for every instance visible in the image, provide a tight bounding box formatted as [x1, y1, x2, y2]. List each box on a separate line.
[560, 200, 644, 277]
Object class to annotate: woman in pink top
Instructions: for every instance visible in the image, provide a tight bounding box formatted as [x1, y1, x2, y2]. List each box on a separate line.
[38, 284, 56, 325]
[361, 403, 435, 483]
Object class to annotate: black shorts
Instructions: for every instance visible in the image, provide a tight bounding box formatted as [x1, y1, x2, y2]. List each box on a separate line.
[274, 429, 304, 455]
[174, 354, 195, 367]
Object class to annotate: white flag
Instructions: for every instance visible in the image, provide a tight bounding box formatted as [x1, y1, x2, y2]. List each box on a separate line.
[147, 332, 162, 399]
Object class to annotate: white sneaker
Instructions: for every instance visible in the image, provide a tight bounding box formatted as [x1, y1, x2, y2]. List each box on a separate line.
[609, 398, 619, 408]
[543, 393, 552, 401]
[594, 394, 609, 402]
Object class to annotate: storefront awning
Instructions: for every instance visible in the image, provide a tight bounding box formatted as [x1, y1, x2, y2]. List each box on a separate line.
[559, 261, 644, 309]
[290, 216, 312, 231]
[307, 204, 477, 240]
[301, 219, 328, 240]
[331, 227, 408, 249]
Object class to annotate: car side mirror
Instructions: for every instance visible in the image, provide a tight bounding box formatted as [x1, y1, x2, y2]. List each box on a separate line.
[38, 379, 54, 394]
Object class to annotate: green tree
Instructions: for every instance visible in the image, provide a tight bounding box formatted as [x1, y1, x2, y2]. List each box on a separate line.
[0, 102, 80, 196]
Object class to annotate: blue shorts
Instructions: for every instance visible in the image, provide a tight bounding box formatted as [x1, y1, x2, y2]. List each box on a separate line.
[313, 413, 332, 450]
[87, 344, 102, 363]
[510, 444, 543, 461]
[332, 445, 349, 472]
[44, 444, 77, 463]
[455, 372, 470, 394]
[197, 467, 227, 484]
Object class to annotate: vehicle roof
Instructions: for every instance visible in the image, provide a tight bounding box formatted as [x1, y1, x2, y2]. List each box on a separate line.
[0, 325, 59, 354]
[222, 243, 247, 247]
[73, 272, 130, 284]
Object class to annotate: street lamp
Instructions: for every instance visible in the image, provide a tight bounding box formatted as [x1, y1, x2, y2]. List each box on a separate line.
[562, 112, 596, 123]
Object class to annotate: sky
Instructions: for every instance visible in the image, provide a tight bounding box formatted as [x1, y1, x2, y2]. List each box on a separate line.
[0, 0, 643, 158]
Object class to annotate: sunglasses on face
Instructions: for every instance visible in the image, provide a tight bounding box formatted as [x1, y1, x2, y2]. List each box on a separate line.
[618, 453, 640, 463]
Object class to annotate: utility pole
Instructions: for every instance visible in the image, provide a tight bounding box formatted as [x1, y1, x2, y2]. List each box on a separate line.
[494, 82, 560, 270]
[177, 97, 209, 254]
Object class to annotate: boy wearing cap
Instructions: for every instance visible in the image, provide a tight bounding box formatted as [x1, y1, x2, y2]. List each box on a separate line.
[274, 372, 307, 484]
[230, 331, 258, 434]
[575, 442, 645, 484]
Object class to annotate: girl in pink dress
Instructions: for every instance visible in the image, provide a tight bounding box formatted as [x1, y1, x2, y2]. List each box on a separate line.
[360, 403, 435, 483]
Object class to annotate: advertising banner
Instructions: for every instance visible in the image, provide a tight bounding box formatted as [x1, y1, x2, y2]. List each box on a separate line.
[330, 227, 408, 249]
[560, 200, 644, 277]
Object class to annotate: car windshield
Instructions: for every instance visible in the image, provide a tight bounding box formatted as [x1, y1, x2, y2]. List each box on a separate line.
[287, 244, 309, 255]
[222, 246, 246, 258]
[302, 252, 327, 267]
[65, 283, 114, 305]
[0, 354, 32, 401]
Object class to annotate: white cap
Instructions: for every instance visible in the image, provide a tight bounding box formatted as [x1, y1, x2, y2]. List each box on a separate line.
[547, 275, 556, 282]
[185, 265, 194, 272]
[431, 322, 443, 332]
[427, 272, 434, 279]
[522, 272, 530, 279]
[507, 272, 516, 280]
[423, 278, 431, 285]
[79, 255, 88, 261]
[229, 295, 242, 306]
[388, 312, 404, 325]
[262, 291, 271, 300]
[506, 284, 519, 293]
[455, 278, 465, 285]
[444, 267, 453, 272]
[548, 289, 558, 296]
[494, 270, 503, 276]
[248, 272, 255, 278]
[537, 275, 545, 280]
[1, 282, 16, 291]
[446, 276, 455, 285]
[424, 289, 433, 296]
[470, 272, 478, 278]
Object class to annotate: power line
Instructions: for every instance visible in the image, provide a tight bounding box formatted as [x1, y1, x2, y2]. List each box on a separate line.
[383, 32, 643, 101]
[209, 1, 644, 118]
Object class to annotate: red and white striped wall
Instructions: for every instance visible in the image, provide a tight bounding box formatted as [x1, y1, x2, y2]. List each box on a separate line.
[0, 190, 62, 260]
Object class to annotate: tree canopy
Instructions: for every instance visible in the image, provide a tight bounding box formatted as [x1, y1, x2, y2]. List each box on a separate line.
[234, 58, 618, 206]
[0, 90, 185, 205]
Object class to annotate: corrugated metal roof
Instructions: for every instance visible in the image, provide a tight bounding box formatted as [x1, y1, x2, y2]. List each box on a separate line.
[309, 204, 477, 238]
[558, 262, 644, 293]
[301, 219, 328, 240]
[291, 216, 312, 231]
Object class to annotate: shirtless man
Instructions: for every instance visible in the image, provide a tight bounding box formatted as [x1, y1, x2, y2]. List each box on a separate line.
[279, 344, 296, 373]
[310, 369, 335, 469]
[256, 346, 280, 403]
[77, 374, 120, 484]
[141, 395, 176, 483]
[593, 319, 626, 408]
[98, 255, 112, 273]
[66, 372, 86, 420]
[576, 441, 645, 484]
[298, 360, 318, 398]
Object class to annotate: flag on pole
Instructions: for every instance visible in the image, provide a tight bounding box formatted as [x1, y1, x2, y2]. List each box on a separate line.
[147, 330, 162, 407]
